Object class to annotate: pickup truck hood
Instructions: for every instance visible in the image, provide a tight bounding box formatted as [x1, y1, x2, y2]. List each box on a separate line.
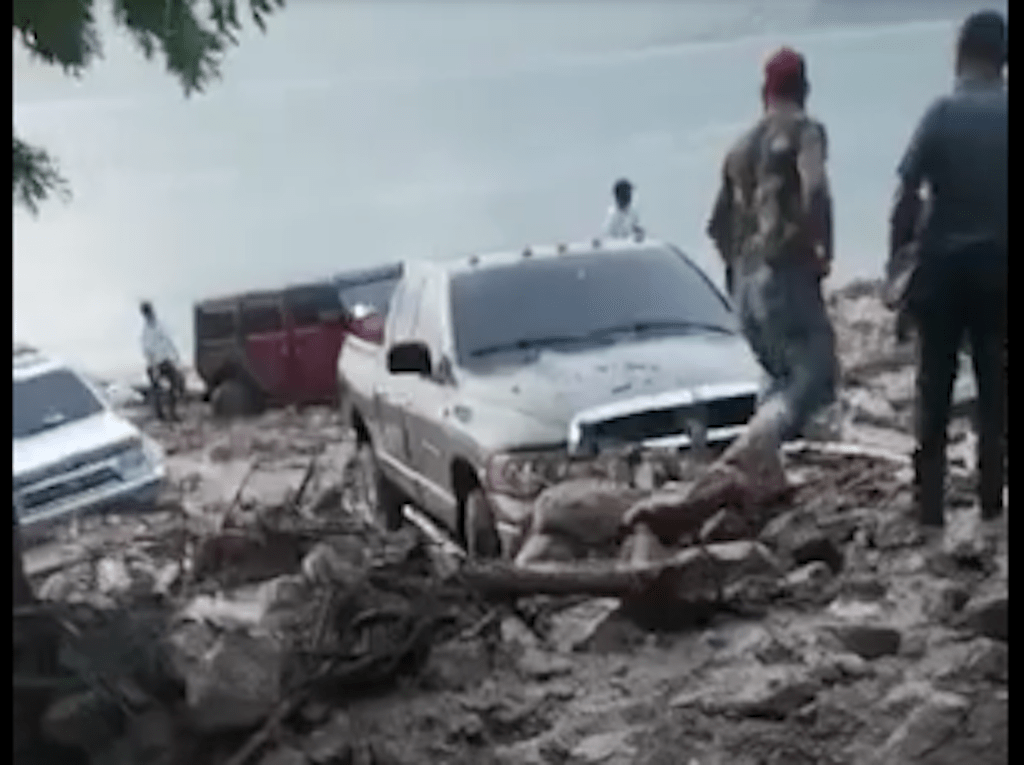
[13, 410, 140, 478]
[458, 333, 763, 434]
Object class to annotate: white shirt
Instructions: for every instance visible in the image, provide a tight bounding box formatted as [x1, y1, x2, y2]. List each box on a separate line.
[142, 320, 179, 367]
[602, 205, 644, 239]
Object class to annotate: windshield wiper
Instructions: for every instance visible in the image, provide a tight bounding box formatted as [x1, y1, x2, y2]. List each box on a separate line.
[585, 320, 735, 339]
[468, 334, 603, 358]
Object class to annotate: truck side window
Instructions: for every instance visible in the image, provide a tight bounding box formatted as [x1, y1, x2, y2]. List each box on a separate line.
[196, 308, 236, 340]
[412, 278, 446, 360]
[387, 276, 425, 344]
[241, 302, 283, 335]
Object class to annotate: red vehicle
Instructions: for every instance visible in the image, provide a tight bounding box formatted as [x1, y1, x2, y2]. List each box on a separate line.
[194, 265, 402, 417]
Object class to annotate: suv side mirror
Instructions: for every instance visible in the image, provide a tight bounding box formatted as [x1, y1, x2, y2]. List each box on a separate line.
[388, 342, 432, 376]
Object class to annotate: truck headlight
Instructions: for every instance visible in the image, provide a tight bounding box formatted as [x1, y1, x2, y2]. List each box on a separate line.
[117, 445, 149, 474]
[485, 450, 567, 500]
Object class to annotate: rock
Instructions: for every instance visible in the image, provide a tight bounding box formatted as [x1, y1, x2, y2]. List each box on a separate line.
[516, 649, 574, 681]
[423, 639, 491, 691]
[571, 729, 638, 764]
[960, 593, 1008, 642]
[501, 616, 541, 653]
[96, 557, 133, 595]
[759, 510, 844, 573]
[942, 512, 996, 567]
[871, 692, 970, 764]
[784, 561, 833, 601]
[810, 652, 873, 684]
[925, 581, 970, 622]
[962, 638, 1008, 684]
[301, 540, 366, 587]
[705, 540, 784, 586]
[827, 597, 884, 621]
[126, 707, 177, 765]
[547, 599, 627, 654]
[183, 632, 285, 732]
[671, 665, 820, 720]
[259, 747, 309, 765]
[699, 509, 749, 544]
[825, 624, 902, 660]
[304, 711, 354, 764]
[846, 388, 898, 428]
[516, 479, 648, 564]
[872, 514, 924, 550]
[41, 690, 120, 754]
[840, 575, 888, 602]
[179, 589, 272, 630]
[750, 631, 801, 665]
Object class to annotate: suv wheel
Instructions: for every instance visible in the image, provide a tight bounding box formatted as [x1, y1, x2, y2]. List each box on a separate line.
[345, 443, 405, 532]
[463, 488, 502, 559]
[211, 378, 257, 419]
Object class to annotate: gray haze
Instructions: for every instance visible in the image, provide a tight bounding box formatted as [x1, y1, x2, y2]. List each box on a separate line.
[13, 0, 1005, 378]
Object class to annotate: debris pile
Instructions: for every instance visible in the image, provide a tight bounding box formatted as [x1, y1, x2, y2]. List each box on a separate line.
[14, 281, 1005, 765]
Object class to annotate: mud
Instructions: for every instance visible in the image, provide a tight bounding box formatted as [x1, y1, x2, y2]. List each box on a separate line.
[14, 281, 1006, 765]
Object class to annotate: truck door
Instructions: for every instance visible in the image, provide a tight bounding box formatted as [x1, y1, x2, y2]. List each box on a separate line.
[373, 273, 426, 502]
[402, 275, 459, 529]
[240, 297, 290, 403]
[285, 284, 345, 405]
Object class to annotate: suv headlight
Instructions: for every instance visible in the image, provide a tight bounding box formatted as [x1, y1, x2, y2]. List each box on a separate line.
[485, 450, 568, 500]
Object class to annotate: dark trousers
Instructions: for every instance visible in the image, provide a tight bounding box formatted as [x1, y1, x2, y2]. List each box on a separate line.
[911, 243, 1006, 525]
[147, 361, 185, 421]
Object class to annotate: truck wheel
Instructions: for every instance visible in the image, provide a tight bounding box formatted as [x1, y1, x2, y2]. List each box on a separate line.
[211, 379, 257, 419]
[463, 488, 502, 559]
[346, 444, 405, 532]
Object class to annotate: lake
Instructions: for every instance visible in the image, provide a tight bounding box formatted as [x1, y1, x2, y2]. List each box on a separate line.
[13, 0, 1004, 379]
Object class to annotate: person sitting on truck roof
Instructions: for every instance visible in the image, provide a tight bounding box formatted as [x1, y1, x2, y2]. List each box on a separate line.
[602, 179, 645, 240]
[140, 301, 185, 422]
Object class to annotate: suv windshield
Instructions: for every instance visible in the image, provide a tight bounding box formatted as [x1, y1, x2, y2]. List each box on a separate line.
[450, 247, 737, 365]
[13, 370, 105, 439]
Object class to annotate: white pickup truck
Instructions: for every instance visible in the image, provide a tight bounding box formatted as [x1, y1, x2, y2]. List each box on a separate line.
[337, 239, 765, 558]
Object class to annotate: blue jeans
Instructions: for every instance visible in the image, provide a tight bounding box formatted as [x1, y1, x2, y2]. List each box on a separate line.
[734, 262, 838, 442]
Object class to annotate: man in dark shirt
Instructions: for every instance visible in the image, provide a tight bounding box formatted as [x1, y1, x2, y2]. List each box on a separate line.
[889, 10, 1007, 529]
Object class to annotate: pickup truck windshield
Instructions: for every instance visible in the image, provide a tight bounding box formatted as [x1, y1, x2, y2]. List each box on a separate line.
[450, 248, 737, 365]
[13, 370, 105, 439]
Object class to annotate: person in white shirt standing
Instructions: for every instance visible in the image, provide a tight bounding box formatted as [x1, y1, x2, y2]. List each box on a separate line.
[602, 179, 645, 240]
[140, 301, 185, 421]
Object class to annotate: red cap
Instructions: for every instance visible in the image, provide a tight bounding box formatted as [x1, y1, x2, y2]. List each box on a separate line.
[763, 47, 806, 97]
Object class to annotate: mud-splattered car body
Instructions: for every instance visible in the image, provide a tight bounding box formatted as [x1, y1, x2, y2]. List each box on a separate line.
[338, 240, 764, 557]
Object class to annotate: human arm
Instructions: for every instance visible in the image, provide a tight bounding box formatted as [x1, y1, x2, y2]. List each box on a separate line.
[889, 100, 943, 261]
[796, 121, 833, 277]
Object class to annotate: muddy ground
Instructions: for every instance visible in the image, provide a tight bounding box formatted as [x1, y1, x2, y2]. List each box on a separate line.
[15, 282, 1007, 765]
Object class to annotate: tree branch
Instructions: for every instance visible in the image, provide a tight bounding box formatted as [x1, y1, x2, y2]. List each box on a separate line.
[13, 136, 71, 216]
[12, 0, 286, 214]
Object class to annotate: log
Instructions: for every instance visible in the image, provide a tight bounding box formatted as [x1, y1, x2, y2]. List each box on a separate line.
[462, 546, 720, 603]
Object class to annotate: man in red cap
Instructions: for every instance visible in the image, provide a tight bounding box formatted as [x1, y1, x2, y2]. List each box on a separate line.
[706, 46, 838, 445]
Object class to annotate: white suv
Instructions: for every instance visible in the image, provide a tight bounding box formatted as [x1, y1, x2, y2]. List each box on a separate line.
[13, 345, 166, 541]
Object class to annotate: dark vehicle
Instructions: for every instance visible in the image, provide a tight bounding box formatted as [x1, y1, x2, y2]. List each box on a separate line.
[195, 264, 402, 416]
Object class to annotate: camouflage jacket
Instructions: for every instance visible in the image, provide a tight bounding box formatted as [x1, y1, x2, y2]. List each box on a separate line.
[707, 107, 832, 277]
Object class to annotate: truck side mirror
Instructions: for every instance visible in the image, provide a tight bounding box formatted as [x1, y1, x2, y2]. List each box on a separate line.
[387, 342, 432, 376]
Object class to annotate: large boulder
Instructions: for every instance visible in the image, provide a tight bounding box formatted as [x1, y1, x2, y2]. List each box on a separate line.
[514, 479, 647, 565]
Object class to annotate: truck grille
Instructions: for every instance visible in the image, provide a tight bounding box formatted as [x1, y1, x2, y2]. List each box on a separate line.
[576, 392, 757, 451]
[20, 468, 122, 516]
